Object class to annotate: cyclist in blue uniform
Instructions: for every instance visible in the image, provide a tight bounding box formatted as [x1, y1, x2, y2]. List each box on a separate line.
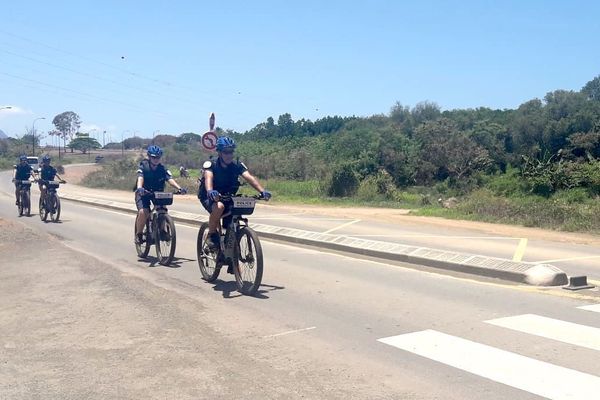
[12, 155, 34, 205]
[35, 155, 65, 201]
[135, 145, 186, 244]
[198, 136, 271, 249]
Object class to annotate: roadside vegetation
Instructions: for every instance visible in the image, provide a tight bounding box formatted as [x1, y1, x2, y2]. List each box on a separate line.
[11, 74, 600, 232]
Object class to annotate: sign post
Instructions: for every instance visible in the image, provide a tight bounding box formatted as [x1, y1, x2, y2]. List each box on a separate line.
[201, 112, 217, 151]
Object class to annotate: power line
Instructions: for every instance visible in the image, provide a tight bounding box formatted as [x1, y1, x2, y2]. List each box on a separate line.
[0, 71, 174, 116]
[0, 47, 211, 106]
[0, 29, 212, 97]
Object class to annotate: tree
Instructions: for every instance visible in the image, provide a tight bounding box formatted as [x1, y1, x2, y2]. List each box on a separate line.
[582, 75, 600, 101]
[52, 111, 81, 153]
[177, 132, 201, 144]
[415, 118, 491, 184]
[277, 113, 295, 137]
[153, 134, 177, 147]
[67, 136, 101, 154]
[123, 136, 147, 150]
[411, 101, 441, 125]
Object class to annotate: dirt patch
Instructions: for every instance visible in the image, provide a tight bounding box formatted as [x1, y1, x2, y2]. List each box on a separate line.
[61, 163, 102, 185]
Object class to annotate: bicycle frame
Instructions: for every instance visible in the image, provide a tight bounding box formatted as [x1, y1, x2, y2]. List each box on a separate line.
[220, 214, 249, 261]
[44, 187, 58, 209]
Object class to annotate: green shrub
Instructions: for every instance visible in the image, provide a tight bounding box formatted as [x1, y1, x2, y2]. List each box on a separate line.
[325, 163, 359, 197]
[81, 158, 139, 190]
[485, 167, 526, 196]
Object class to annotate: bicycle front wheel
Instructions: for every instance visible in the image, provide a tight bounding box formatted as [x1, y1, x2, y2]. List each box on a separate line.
[50, 194, 61, 222]
[135, 216, 151, 258]
[197, 223, 221, 282]
[155, 214, 176, 266]
[234, 227, 263, 296]
[39, 196, 48, 222]
[18, 191, 24, 216]
[22, 190, 30, 217]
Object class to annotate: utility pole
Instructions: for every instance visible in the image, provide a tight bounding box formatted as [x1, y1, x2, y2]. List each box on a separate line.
[32, 117, 45, 156]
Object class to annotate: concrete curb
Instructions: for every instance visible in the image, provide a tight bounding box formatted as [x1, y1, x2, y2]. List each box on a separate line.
[61, 193, 569, 287]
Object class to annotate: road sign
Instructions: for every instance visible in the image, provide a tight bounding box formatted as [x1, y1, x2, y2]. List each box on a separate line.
[201, 131, 218, 151]
[209, 113, 215, 131]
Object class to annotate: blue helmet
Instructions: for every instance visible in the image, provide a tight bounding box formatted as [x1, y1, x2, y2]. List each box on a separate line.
[18, 154, 27, 162]
[147, 145, 163, 158]
[42, 154, 51, 163]
[216, 136, 236, 152]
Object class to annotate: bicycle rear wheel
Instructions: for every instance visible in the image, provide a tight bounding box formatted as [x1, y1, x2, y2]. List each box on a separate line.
[49, 194, 61, 222]
[234, 227, 263, 296]
[135, 217, 151, 258]
[155, 214, 176, 265]
[197, 223, 221, 282]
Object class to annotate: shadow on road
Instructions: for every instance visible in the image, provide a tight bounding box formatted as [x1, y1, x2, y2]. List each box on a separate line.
[209, 279, 285, 300]
[138, 255, 190, 269]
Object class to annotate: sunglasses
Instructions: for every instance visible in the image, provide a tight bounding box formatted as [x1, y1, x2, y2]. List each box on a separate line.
[221, 150, 235, 155]
[149, 155, 161, 159]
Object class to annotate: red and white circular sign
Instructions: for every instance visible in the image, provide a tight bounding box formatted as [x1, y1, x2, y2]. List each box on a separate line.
[201, 131, 218, 151]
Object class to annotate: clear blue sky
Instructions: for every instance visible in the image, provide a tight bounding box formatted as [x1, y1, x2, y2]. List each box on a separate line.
[1, 0, 599, 144]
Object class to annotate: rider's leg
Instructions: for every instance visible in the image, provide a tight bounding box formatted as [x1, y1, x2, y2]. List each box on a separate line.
[135, 193, 151, 242]
[206, 201, 224, 248]
[39, 185, 47, 204]
[208, 202, 225, 234]
[136, 209, 150, 234]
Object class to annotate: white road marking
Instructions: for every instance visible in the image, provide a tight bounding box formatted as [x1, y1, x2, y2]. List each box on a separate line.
[378, 329, 600, 400]
[252, 217, 352, 221]
[262, 326, 316, 338]
[344, 234, 518, 240]
[533, 255, 600, 263]
[578, 304, 600, 313]
[486, 314, 600, 352]
[322, 219, 360, 234]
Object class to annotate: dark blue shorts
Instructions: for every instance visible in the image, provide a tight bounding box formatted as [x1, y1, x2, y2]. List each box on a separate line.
[200, 197, 214, 213]
[135, 192, 154, 210]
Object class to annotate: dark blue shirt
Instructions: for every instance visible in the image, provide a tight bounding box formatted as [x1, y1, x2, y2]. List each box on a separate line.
[136, 159, 173, 192]
[199, 158, 248, 200]
[38, 165, 57, 181]
[14, 164, 33, 180]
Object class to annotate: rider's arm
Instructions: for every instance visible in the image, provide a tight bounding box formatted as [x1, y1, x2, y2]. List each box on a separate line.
[136, 176, 144, 190]
[204, 169, 215, 191]
[163, 168, 182, 191]
[241, 171, 265, 193]
[167, 178, 183, 191]
[12, 166, 16, 180]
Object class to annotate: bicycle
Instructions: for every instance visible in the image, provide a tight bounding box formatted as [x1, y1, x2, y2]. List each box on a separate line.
[134, 190, 182, 266]
[197, 194, 266, 296]
[14, 179, 32, 217]
[38, 180, 66, 222]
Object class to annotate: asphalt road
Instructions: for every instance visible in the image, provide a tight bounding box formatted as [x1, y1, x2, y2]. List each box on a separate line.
[48, 164, 600, 281]
[1, 171, 600, 398]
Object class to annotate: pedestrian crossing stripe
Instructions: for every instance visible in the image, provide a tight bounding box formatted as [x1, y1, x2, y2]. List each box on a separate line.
[486, 314, 600, 352]
[578, 304, 600, 313]
[378, 329, 600, 400]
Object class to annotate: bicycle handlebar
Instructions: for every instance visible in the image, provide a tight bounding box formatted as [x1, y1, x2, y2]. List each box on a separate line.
[219, 194, 267, 201]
